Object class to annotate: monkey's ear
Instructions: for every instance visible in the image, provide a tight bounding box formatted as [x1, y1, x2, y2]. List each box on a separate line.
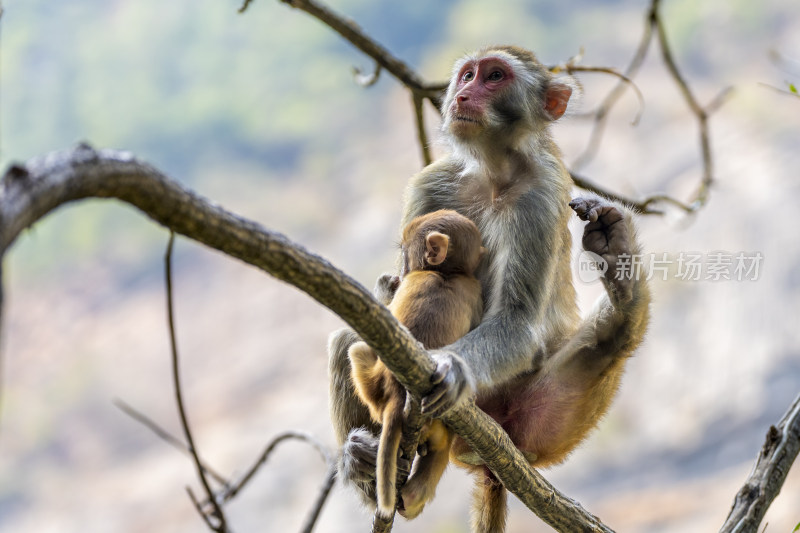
[425, 232, 450, 265]
[544, 83, 572, 121]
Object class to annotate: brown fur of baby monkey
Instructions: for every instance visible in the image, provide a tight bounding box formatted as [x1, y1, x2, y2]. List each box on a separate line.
[348, 209, 484, 520]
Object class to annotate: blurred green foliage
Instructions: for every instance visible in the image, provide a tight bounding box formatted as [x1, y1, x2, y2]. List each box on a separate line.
[0, 0, 792, 282]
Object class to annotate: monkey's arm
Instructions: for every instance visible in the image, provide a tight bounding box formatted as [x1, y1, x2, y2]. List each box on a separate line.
[421, 193, 570, 415]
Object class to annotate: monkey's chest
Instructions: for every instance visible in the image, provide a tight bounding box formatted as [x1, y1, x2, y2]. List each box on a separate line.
[455, 177, 530, 215]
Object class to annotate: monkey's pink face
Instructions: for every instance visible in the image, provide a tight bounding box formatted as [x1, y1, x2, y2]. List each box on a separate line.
[447, 56, 516, 137]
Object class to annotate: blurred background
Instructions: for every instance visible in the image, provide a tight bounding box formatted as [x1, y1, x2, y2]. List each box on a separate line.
[1, 0, 799, 531]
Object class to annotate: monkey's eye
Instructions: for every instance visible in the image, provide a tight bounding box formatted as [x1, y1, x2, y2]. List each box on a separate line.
[487, 70, 504, 82]
[462, 70, 475, 82]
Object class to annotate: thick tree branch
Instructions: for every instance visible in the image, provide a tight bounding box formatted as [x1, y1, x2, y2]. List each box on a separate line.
[0, 146, 614, 533]
[719, 392, 800, 533]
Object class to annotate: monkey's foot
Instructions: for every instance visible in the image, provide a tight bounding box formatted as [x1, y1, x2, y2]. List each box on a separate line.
[397, 488, 427, 520]
[340, 428, 379, 485]
[570, 196, 634, 302]
[374, 273, 401, 305]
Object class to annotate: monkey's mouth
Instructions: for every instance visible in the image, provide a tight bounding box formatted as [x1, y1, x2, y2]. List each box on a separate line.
[454, 116, 481, 124]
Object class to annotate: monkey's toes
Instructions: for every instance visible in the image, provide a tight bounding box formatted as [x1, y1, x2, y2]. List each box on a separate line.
[569, 197, 601, 223]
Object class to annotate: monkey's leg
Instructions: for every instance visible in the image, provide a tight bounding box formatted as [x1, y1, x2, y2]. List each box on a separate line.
[565, 196, 651, 376]
[470, 468, 507, 533]
[398, 421, 454, 519]
[327, 328, 381, 504]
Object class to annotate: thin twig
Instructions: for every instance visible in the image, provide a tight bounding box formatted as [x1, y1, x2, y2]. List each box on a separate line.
[570, 171, 684, 215]
[653, 0, 714, 210]
[113, 398, 230, 486]
[554, 65, 646, 126]
[237, 0, 702, 216]
[411, 92, 432, 167]
[222, 430, 334, 503]
[300, 465, 337, 533]
[758, 82, 800, 100]
[165, 233, 228, 532]
[188, 487, 218, 531]
[353, 62, 382, 88]
[572, 2, 656, 170]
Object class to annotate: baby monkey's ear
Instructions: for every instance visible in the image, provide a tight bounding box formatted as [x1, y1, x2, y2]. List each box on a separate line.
[425, 232, 450, 265]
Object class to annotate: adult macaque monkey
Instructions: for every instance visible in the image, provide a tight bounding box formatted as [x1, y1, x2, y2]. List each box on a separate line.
[328, 45, 650, 532]
[348, 209, 483, 520]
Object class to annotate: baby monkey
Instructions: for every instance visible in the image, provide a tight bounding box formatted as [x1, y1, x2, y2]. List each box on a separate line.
[348, 209, 484, 520]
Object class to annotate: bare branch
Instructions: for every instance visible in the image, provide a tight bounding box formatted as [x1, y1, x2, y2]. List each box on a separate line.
[411, 93, 433, 167]
[0, 146, 615, 532]
[188, 487, 218, 531]
[165, 232, 228, 532]
[300, 466, 337, 533]
[570, 171, 689, 216]
[237, 0, 709, 216]
[114, 398, 230, 486]
[116, 397, 334, 532]
[719, 393, 800, 533]
[222, 430, 333, 503]
[554, 64, 646, 126]
[353, 62, 382, 88]
[652, 0, 717, 211]
[706, 86, 736, 114]
[244, 0, 445, 101]
[572, 3, 656, 170]
[758, 82, 800, 100]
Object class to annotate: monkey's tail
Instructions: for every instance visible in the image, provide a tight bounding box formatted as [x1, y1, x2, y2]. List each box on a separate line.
[471, 467, 507, 533]
[376, 395, 404, 519]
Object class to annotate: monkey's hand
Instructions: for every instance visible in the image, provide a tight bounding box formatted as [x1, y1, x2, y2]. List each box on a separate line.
[339, 428, 379, 485]
[570, 196, 635, 303]
[420, 351, 476, 417]
[374, 273, 401, 306]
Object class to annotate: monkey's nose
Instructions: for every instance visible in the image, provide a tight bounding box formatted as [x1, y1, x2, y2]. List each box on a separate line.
[457, 94, 469, 102]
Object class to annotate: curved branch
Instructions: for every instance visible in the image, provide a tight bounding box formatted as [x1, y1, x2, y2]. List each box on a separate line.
[166, 233, 228, 532]
[571, 2, 656, 170]
[555, 65, 646, 126]
[241, 0, 445, 102]
[353, 62, 382, 88]
[223, 430, 334, 503]
[719, 392, 800, 533]
[0, 145, 614, 533]
[238, 0, 705, 216]
[411, 92, 433, 167]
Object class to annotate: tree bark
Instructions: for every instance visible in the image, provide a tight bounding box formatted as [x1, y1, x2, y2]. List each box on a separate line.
[0, 145, 614, 533]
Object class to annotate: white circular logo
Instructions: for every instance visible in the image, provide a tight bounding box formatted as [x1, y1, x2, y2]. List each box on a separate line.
[577, 251, 608, 283]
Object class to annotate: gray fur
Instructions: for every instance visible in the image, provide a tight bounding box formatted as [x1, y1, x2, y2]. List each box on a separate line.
[328, 47, 651, 529]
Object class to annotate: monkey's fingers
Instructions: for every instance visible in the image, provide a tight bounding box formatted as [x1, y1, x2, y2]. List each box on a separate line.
[341, 428, 379, 483]
[421, 354, 473, 417]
